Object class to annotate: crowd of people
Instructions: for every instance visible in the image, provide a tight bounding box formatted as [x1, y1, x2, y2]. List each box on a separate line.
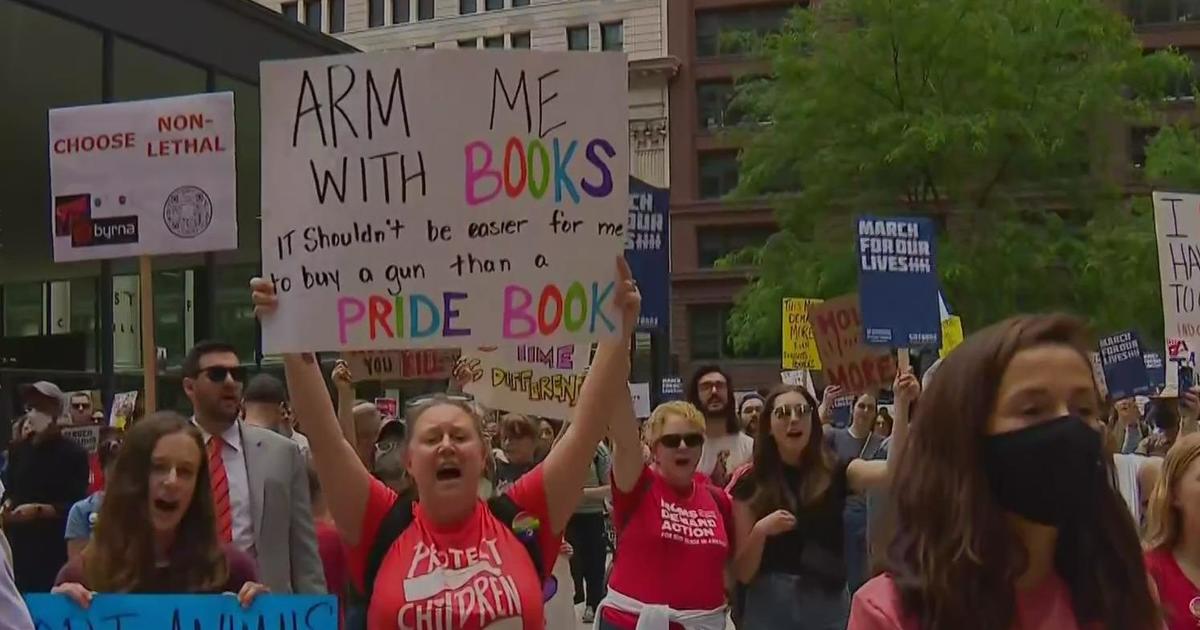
[0, 263, 1197, 629]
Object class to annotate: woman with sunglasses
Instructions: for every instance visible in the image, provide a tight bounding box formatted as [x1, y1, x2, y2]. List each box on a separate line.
[250, 257, 640, 630]
[730, 371, 916, 629]
[595, 399, 732, 629]
[52, 412, 266, 608]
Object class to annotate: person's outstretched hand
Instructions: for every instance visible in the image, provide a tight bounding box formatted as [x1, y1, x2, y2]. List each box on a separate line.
[615, 256, 642, 339]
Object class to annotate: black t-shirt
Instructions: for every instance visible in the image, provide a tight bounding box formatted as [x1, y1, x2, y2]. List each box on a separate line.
[731, 460, 851, 589]
[494, 459, 539, 494]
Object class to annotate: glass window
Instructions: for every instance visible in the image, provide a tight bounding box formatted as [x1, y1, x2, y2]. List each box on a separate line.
[601, 22, 623, 51]
[282, 2, 299, 20]
[393, 0, 410, 23]
[1161, 48, 1200, 100]
[696, 5, 794, 57]
[154, 270, 189, 368]
[1132, 0, 1200, 24]
[111, 275, 140, 369]
[417, 0, 433, 20]
[68, 278, 98, 370]
[4, 283, 43, 337]
[329, 0, 345, 32]
[567, 26, 590, 51]
[513, 0, 529, 6]
[368, 0, 384, 26]
[213, 264, 259, 363]
[416, 43, 434, 49]
[484, 35, 505, 49]
[697, 81, 738, 129]
[305, 0, 323, 29]
[511, 32, 531, 49]
[460, 0, 477, 14]
[688, 304, 771, 359]
[698, 151, 740, 199]
[458, 38, 478, 49]
[486, 0, 504, 9]
[1130, 127, 1158, 168]
[113, 38, 206, 102]
[214, 75, 261, 266]
[697, 225, 774, 267]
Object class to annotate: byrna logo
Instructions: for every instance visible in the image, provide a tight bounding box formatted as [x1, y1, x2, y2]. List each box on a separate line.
[71, 215, 139, 248]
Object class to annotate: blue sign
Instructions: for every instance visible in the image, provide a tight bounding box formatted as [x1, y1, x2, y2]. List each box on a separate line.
[830, 394, 855, 429]
[856, 216, 941, 348]
[1099, 331, 1153, 400]
[626, 177, 670, 332]
[1145, 351, 1167, 393]
[661, 376, 683, 401]
[25, 594, 337, 630]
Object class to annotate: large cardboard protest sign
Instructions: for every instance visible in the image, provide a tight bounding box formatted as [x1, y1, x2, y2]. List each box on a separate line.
[343, 349, 458, 381]
[856, 216, 940, 348]
[260, 52, 629, 353]
[782, 298, 823, 370]
[48, 93, 237, 262]
[25, 594, 336, 630]
[461, 343, 590, 419]
[810, 294, 897, 393]
[1153, 192, 1200, 393]
[1099, 331, 1153, 401]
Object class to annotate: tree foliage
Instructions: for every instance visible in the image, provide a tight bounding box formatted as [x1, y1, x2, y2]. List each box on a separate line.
[723, 0, 1187, 353]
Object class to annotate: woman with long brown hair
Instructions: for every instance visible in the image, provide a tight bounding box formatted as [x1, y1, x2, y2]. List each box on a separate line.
[52, 412, 264, 607]
[730, 370, 917, 629]
[849, 314, 1160, 630]
[1142, 432, 1200, 630]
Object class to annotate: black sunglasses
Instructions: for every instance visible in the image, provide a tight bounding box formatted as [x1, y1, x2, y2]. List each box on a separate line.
[71, 402, 91, 410]
[658, 432, 705, 449]
[200, 366, 246, 383]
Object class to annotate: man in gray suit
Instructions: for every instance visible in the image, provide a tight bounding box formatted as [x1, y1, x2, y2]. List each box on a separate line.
[182, 341, 326, 594]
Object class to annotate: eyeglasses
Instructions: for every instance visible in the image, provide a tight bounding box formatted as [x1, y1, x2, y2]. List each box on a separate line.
[773, 405, 811, 420]
[699, 381, 727, 392]
[658, 432, 705, 449]
[201, 366, 246, 383]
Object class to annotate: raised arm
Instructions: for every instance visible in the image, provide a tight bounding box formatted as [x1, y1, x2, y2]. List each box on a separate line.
[251, 279, 374, 546]
[542, 257, 640, 535]
[848, 367, 918, 493]
[331, 360, 364, 465]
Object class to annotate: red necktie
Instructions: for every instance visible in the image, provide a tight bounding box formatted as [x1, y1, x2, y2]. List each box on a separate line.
[207, 436, 233, 543]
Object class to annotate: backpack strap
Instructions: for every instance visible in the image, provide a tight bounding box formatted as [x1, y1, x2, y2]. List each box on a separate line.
[363, 497, 414, 602]
[487, 494, 548, 586]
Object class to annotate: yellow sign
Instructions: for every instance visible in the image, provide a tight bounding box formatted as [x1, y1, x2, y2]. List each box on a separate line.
[939, 316, 964, 359]
[782, 298, 823, 370]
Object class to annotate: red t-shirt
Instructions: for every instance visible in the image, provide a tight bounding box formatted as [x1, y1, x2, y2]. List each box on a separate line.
[316, 520, 348, 628]
[347, 465, 560, 630]
[87, 453, 105, 495]
[1145, 548, 1200, 630]
[604, 465, 732, 629]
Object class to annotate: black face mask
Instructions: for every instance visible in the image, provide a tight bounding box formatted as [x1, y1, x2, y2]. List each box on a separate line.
[982, 415, 1105, 526]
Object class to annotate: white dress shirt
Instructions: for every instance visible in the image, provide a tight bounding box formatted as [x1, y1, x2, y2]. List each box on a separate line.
[194, 419, 256, 555]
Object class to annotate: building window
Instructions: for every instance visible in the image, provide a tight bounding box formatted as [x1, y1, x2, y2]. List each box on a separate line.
[458, 38, 478, 49]
[567, 26, 590, 51]
[282, 1, 299, 20]
[368, 0, 384, 26]
[486, 0, 504, 9]
[601, 21, 623, 51]
[698, 150, 740, 199]
[1130, 126, 1158, 169]
[416, 43, 435, 49]
[304, 0, 322, 30]
[417, 0, 433, 20]
[513, 0, 529, 5]
[511, 32, 531, 49]
[328, 0, 345, 32]
[697, 225, 774, 267]
[4, 283, 43, 337]
[483, 35, 505, 49]
[687, 305, 770, 360]
[393, 0, 410, 23]
[696, 5, 794, 57]
[460, 0, 477, 14]
[1131, 0, 1200, 24]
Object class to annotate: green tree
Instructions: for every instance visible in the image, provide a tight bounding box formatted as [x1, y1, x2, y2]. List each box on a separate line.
[722, 0, 1185, 352]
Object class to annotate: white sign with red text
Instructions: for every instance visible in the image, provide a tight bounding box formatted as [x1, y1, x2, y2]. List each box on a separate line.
[48, 92, 237, 262]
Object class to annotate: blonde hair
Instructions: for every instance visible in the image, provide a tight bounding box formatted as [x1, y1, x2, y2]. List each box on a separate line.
[1143, 432, 1200, 550]
[644, 401, 705, 444]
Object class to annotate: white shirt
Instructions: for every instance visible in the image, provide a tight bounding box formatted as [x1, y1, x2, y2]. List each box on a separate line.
[698, 432, 755, 477]
[290, 431, 311, 459]
[1112, 453, 1145, 525]
[194, 419, 256, 555]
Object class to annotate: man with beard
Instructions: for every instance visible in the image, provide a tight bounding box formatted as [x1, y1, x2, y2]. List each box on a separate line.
[686, 365, 754, 486]
[183, 341, 325, 594]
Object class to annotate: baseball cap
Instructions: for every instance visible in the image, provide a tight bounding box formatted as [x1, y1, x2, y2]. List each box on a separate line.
[242, 374, 288, 405]
[20, 381, 65, 405]
[376, 418, 406, 443]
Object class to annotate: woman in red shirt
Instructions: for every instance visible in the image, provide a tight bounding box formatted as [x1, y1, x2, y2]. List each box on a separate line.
[250, 256, 640, 630]
[1143, 432, 1200, 630]
[599, 399, 731, 629]
[848, 314, 1160, 630]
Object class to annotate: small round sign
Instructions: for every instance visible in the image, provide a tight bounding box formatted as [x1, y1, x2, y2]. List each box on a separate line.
[163, 186, 213, 239]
